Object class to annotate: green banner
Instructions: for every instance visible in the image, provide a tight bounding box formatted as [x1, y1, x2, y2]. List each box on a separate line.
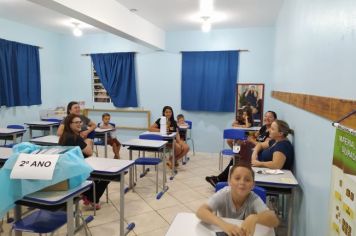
[329, 128, 356, 236]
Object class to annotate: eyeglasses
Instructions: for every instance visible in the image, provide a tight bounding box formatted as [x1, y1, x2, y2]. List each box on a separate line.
[71, 121, 83, 124]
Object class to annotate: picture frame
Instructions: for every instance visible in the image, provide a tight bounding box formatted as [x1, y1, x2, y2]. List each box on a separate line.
[236, 83, 265, 124]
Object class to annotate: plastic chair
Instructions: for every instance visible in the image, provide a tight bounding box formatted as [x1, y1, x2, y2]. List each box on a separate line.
[219, 129, 246, 171]
[1, 125, 26, 148]
[215, 182, 266, 203]
[185, 120, 195, 156]
[137, 134, 165, 195]
[10, 208, 93, 236]
[41, 118, 62, 123]
[94, 122, 115, 156]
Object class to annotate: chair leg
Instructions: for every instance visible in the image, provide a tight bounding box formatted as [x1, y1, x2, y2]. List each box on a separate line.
[156, 165, 159, 193]
[95, 145, 98, 157]
[191, 139, 195, 156]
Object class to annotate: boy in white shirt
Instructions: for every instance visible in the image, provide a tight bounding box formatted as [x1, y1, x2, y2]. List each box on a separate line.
[98, 113, 121, 159]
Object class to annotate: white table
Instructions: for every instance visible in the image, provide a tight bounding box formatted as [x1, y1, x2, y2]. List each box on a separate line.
[253, 167, 298, 236]
[25, 121, 60, 138]
[233, 126, 261, 131]
[140, 131, 177, 179]
[0, 128, 26, 144]
[85, 157, 135, 236]
[14, 181, 92, 236]
[121, 138, 169, 198]
[165, 212, 275, 236]
[30, 135, 59, 146]
[94, 127, 115, 158]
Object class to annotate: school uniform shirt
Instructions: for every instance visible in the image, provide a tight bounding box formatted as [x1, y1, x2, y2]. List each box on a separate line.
[154, 118, 178, 133]
[61, 134, 89, 158]
[207, 186, 268, 219]
[257, 139, 294, 170]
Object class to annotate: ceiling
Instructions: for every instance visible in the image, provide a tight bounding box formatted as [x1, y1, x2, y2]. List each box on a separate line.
[0, 0, 284, 34]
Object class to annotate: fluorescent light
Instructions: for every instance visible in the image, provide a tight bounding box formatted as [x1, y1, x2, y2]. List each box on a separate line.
[200, 0, 214, 16]
[72, 23, 83, 37]
[201, 17, 211, 32]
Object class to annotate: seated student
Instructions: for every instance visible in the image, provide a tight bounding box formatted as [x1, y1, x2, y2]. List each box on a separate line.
[57, 101, 97, 139]
[251, 120, 294, 170]
[58, 114, 108, 210]
[227, 106, 254, 148]
[98, 113, 121, 159]
[206, 111, 278, 187]
[176, 114, 188, 142]
[149, 106, 189, 168]
[197, 163, 279, 236]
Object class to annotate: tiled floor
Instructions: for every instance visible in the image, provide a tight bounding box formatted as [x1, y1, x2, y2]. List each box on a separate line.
[1, 147, 225, 236]
[1, 146, 287, 236]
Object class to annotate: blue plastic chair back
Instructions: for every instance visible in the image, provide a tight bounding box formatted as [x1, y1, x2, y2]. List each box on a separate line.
[7, 125, 25, 130]
[87, 131, 96, 139]
[223, 129, 246, 140]
[185, 120, 192, 129]
[139, 134, 164, 141]
[215, 182, 266, 203]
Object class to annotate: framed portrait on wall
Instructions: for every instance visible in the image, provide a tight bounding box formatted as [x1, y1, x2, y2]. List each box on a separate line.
[236, 83, 265, 124]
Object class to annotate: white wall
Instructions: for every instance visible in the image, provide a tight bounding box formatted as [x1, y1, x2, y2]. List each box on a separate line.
[271, 0, 356, 235]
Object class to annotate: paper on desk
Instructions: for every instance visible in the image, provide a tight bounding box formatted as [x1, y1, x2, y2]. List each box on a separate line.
[264, 169, 284, 174]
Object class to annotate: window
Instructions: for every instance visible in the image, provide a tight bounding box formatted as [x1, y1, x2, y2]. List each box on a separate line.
[92, 65, 111, 103]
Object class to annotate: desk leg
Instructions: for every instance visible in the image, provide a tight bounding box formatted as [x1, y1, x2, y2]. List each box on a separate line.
[129, 150, 134, 190]
[287, 189, 294, 236]
[67, 199, 74, 236]
[104, 133, 108, 158]
[12, 134, 16, 144]
[49, 126, 53, 135]
[120, 171, 124, 236]
[171, 139, 176, 179]
[14, 206, 22, 236]
[29, 128, 33, 139]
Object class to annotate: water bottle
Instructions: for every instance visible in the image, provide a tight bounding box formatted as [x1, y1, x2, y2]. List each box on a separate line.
[233, 140, 241, 153]
[160, 116, 167, 135]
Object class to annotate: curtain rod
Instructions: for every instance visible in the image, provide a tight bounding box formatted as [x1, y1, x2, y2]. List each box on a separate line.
[81, 52, 137, 56]
[179, 49, 249, 53]
[332, 109, 356, 134]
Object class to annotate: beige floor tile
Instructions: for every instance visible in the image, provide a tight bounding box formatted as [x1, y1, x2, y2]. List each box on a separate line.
[126, 211, 169, 235]
[144, 194, 181, 210]
[136, 226, 169, 236]
[183, 198, 208, 212]
[124, 199, 154, 217]
[171, 189, 205, 204]
[157, 205, 192, 224]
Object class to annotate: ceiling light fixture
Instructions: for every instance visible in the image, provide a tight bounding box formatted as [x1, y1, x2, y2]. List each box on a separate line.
[201, 16, 211, 33]
[72, 22, 82, 37]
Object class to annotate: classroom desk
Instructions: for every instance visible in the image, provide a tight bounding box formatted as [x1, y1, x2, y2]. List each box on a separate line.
[140, 131, 177, 179]
[233, 126, 261, 131]
[0, 128, 26, 145]
[165, 212, 275, 236]
[94, 127, 115, 158]
[85, 157, 135, 236]
[14, 181, 92, 236]
[121, 138, 169, 198]
[253, 167, 298, 236]
[30, 135, 59, 146]
[0, 147, 12, 167]
[25, 121, 60, 138]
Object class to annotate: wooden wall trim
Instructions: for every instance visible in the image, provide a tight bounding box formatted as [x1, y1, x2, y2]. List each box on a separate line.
[271, 91, 356, 129]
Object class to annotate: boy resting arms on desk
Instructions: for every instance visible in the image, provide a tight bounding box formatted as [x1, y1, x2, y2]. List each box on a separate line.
[197, 164, 279, 236]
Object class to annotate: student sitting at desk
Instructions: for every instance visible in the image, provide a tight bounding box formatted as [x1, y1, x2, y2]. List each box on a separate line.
[177, 114, 188, 141]
[206, 111, 279, 187]
[59, 114, 108, 210]
[197, 163, 279, 236]
[149, 106, 189, 169]
[57, 101, 96, 139]
[98, 113, 121, 159]
[251, 120, 294, 170]
[227, 107, 254, 149]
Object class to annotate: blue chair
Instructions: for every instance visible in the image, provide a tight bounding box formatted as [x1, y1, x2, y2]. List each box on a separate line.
[42, 118, 61, 123]
[93, 123, 116, 156]
[185, 120, 195, 156]
[219, 129, 246, 170]
[10, 209, 93, 236]
[215, 182, 266, 203]
[1, 125, 26, 148]
[137, 134, 165, 196]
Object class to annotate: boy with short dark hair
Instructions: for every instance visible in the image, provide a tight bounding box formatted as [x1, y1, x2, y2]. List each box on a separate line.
[98, 113, 121, 159]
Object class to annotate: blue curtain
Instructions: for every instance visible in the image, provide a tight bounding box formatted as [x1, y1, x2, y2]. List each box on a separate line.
[0, 38, 41, 107]
[91, 52, 138, 107]
[181, 51, 239, 112]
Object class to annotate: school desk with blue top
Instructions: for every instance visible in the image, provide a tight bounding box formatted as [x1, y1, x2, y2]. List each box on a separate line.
[30, 135, 59, 146]
[253, 167, 299, 236]
[24, 121, 60, 138]
[93, 127, 115, 158]
[139, 131, 177, 179]
[166, 212, 275, 236]
[14, 181, 92, 236]
[0, 128, 26, 145]
[121, 138, 169, 198]
[85, 157, 135, 236]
